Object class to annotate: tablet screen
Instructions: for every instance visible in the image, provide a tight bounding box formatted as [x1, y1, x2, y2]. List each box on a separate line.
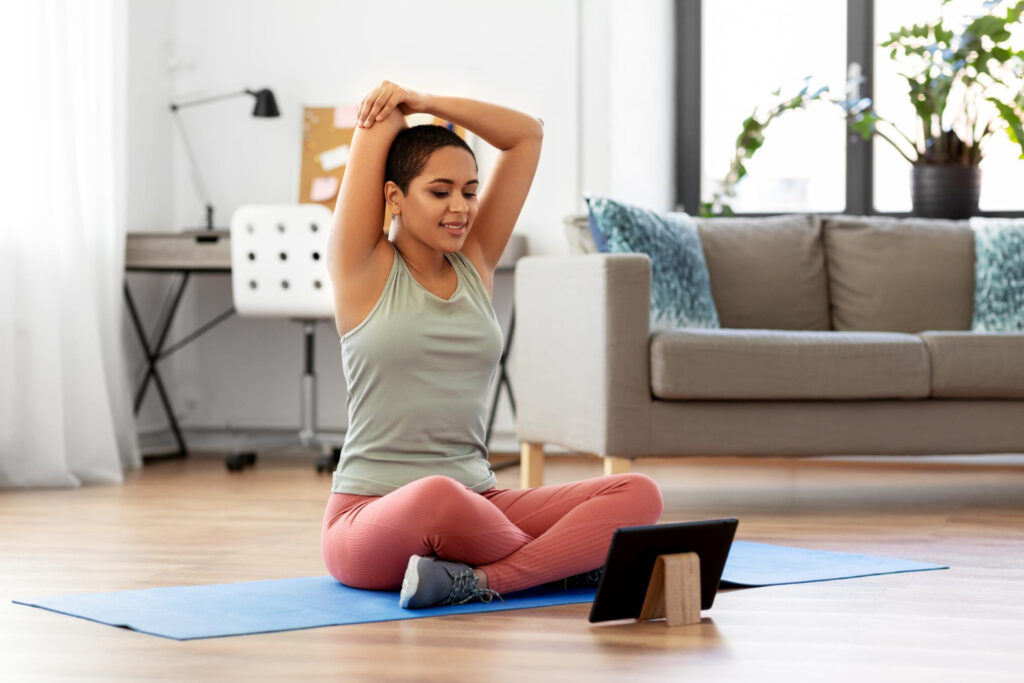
[588, 518, 738, 623]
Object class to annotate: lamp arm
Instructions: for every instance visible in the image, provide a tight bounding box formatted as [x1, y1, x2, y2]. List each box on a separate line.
[169, 89, 250, 112]
[167, 87, 270, 230]
[170, 111, 215, 230]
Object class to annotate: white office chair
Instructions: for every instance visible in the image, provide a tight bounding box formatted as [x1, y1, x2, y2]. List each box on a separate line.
[227, 204, 340, 472]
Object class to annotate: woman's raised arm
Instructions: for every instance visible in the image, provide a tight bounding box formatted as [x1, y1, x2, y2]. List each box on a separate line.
[326, 99, 406, 279]
[360, 86, 543, 272]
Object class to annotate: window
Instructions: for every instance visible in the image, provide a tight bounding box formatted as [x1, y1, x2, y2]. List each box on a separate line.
[701, 0, 848, 213]
[873, 0, 1024, 212]
[678, 0, 1024, 216]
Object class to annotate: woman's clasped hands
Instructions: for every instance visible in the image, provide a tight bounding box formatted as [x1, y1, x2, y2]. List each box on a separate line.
[357, 80, 428, 129]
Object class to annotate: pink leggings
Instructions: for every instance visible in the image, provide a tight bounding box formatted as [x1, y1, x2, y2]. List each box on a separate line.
[321, 472, 663, 594]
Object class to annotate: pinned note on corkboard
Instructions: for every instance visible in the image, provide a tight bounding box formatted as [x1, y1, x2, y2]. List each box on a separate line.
[299, 106, 468, 232]
[299, 106, 357, 211]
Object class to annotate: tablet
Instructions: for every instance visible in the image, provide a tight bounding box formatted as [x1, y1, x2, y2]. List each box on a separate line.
[588, 518, 738, 623]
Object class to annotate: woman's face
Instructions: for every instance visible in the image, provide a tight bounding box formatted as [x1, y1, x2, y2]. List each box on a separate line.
[390, 146, 479, 252]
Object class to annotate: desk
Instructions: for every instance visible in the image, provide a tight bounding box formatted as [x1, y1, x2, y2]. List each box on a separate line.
[125, 231, 518, 459]
[125, 231, 233, 458]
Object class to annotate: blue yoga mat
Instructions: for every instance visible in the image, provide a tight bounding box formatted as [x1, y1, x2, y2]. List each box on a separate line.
[15, 578, 594, 641]
[721, 540, 946, 587]
[13, 541, 946, 640]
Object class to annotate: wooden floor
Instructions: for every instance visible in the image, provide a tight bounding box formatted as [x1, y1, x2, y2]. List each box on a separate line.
[2, 452, 1023, 681]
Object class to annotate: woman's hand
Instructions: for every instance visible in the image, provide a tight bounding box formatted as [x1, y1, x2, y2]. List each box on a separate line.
[357, 81, 428, 128]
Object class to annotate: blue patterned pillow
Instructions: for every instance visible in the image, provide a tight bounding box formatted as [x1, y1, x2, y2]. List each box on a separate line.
[971, 218, 1024, 332]
[586, 196, 719, 330]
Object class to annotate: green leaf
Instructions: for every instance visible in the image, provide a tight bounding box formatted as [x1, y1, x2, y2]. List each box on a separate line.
[989, 97, 1024, 158]
[964, 15, 1012, 45]
[1007, 1, 1024, 23]
[991, 46, 1012, 62]
[849, 116, 877, 140]
[744, 133, 765, 153]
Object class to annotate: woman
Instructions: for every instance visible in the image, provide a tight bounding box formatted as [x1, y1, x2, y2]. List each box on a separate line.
[322, 80, 663, 609]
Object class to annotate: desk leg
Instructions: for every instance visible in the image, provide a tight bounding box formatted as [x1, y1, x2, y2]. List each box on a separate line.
[502, 307, 516, 415]
[130, 273, 190, 407]
[124, 277, 188, 458]
[488, 306, 518, 471]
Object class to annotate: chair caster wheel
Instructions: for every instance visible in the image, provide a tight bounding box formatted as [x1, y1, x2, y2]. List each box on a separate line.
[226, 452, 257, 472]
[316, 448, 341, 473]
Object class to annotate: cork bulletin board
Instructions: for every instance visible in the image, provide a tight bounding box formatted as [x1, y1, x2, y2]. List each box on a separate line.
[299, 106, 468, 231]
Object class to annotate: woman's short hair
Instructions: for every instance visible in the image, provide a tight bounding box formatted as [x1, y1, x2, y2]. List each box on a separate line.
[385, 125, 476, 194]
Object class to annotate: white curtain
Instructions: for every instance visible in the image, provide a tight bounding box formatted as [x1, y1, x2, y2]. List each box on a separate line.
[0, 0, 140, 487]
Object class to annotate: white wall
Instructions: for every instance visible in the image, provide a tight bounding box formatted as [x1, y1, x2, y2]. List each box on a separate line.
[608, 0, 675, 209]
[581, 0, 675, 210]
[124, 0, 672, 438]
[124, 0, 178, 430]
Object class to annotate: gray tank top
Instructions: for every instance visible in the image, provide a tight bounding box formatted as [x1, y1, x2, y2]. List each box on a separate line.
[331, 242, 502, 496]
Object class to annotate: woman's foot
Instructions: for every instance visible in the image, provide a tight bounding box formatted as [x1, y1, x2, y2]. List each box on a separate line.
[399, 555, 502, 609]
[545, 567, 605, 590]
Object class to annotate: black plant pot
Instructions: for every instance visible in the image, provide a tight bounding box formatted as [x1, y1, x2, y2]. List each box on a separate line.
[911, 164, 980, 219]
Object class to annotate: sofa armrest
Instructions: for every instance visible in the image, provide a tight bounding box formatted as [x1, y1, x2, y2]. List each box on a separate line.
[512, 254, 652, 458]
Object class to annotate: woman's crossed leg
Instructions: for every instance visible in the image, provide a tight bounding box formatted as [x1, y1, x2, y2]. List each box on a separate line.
[321, 472, 663, 595]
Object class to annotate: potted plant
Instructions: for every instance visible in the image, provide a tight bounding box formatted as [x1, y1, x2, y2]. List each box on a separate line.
[848, 0, 1024, 218]
[700, 78, 832, 217]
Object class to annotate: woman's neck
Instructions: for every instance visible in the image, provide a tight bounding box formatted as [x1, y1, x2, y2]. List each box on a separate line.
[392, 231, 450, 279]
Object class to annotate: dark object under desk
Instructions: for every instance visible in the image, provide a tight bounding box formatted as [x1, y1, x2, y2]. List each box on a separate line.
[124, 231, 517, 464]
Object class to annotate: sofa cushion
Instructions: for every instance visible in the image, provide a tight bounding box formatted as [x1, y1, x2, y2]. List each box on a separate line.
[695, 214, 830, 331]
[650, 329, 931, 400]
[970, 218, 1024, 332]
[823, 216, 974, 332]
[563, 215, 599, 254]
[585, 196, 719, 329]
[920, 331, 1024, 398]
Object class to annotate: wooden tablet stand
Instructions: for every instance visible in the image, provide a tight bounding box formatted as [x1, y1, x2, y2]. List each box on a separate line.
[637, 552, 702, 626]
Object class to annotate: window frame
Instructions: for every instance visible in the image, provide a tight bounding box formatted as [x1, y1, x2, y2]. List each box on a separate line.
[675, 0, 1024, 218]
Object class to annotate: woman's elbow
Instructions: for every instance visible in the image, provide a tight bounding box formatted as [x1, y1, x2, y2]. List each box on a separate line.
[519, 117, 544, 150]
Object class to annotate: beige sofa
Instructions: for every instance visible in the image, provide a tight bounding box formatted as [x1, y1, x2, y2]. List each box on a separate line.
[512, 214, 1024, 488]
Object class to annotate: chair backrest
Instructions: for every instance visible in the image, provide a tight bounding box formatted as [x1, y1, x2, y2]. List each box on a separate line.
[230, 204, 335, 318]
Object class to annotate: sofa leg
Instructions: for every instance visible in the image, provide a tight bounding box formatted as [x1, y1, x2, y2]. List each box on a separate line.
[603, 456, 631, 476]
[520, 442, 545, 489]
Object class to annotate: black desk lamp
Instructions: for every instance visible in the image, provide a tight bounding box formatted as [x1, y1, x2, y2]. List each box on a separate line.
[169, 88, 280, 231]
